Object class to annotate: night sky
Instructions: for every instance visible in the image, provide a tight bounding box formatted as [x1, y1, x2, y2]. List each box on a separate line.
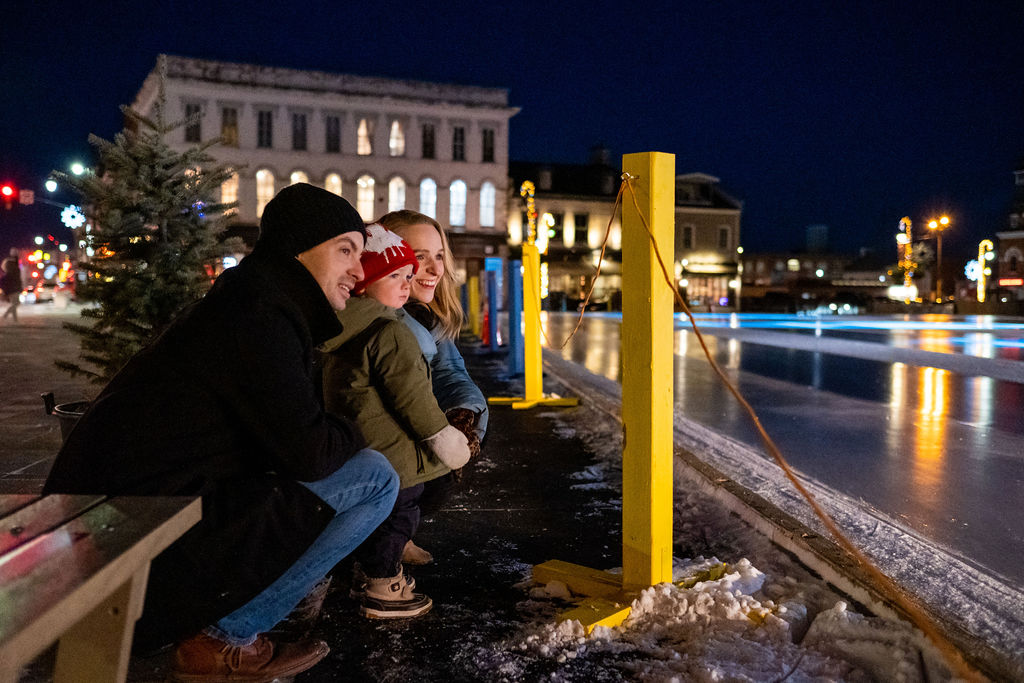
[2, 0, 1023, 267]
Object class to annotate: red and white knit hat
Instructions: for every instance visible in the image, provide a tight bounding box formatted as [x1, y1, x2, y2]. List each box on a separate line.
[353, 223, 419, 295]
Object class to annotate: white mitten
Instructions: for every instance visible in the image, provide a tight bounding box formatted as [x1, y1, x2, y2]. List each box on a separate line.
[424, 424, 471, 469]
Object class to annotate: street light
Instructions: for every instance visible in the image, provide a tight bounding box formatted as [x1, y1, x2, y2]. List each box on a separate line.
[927, 215, 951, 302]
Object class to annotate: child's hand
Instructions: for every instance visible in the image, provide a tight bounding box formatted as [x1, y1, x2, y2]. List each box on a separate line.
[425, 425, 471, 469]
[445, 408, 481, 460]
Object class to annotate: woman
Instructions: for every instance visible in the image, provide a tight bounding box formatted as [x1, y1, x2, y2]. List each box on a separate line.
[377, 210, 489, 564]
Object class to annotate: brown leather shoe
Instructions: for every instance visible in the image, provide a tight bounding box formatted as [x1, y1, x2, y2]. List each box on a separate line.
[171, 632, 329, 682]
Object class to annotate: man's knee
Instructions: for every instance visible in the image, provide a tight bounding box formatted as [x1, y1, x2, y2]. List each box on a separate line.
[348, 448, 399, 500]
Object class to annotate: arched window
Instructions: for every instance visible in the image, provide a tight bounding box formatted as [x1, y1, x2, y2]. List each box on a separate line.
[419, 178, 437, 219]
[324, 173, 342, 196]
[357, 175, 375, 221]
[479, 181, 496, 227]
[290, 170, 308, 185]
[449, 180, 467, 227]
[256, 169, 275, 218]
[388, 177, 406, 213]
[357, 118, 373, 156]
[389, 120, 405, 157]
[220, 172, 239, 206]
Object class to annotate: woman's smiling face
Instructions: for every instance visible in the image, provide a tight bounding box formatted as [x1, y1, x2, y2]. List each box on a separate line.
[395, 223, 444, 303]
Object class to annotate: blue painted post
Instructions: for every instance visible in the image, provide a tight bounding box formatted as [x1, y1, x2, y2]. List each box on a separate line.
[460, 282, 469, 329]
[507, 259, 524, 376]
[487, 270, 499, 349]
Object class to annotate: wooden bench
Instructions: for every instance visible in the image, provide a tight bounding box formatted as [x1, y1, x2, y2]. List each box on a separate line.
[0, 494, 201, 682]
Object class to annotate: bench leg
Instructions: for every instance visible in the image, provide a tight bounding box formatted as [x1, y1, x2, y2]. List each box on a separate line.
[53, 563, 151, 683]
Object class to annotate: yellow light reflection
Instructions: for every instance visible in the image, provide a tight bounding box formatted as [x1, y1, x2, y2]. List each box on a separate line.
[911, 365, 949, 495]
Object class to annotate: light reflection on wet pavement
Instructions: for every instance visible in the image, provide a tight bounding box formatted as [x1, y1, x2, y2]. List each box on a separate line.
[539, 312, 1024, 586]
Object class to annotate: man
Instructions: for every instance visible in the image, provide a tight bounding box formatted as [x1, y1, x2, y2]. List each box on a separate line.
[44, 184, 398, 681]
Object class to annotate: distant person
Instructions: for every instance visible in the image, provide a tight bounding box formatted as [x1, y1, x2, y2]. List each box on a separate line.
[321, 223, 470, 618]
[43, 184, 399, 682]
[1, 248, 22, 321]
[378, 210, 488, 563]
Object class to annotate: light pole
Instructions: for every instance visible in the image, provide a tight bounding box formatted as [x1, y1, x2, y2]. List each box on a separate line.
[927, 215, 951, 301]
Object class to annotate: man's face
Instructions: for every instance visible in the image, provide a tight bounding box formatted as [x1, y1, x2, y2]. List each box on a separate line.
[296, 233, 365, 310]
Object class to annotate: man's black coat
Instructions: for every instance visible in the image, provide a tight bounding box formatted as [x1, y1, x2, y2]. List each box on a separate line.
[44, 247, 365, 648]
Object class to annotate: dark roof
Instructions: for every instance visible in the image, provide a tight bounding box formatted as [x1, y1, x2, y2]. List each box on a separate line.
[509, 160, 742, 210]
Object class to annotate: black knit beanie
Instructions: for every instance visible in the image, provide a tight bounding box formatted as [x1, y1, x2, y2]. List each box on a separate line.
[256, 183, 366, 256]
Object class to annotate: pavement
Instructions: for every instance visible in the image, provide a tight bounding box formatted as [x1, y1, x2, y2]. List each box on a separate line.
[1, 304, 634, 682]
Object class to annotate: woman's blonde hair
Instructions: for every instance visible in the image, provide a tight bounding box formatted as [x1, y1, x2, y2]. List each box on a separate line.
[377, 210, 463, 340]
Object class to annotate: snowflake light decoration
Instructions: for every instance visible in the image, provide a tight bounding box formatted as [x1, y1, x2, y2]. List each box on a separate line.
[964, 259, 981, 282]
[61, 204, 86, 229]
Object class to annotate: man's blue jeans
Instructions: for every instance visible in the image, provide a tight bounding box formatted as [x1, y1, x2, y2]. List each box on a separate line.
[207, 449, 398, 644]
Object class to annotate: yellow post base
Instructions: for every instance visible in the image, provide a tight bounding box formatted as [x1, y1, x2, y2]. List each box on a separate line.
[487, 395, 579, 410]
[561, 597, 633, 634]
[532, 560, 636, 634]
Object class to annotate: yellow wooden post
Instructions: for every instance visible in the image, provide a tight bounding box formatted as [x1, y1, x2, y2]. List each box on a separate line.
[468, 274, 481, 337]
[489, 181, 578, 410]
[620, 151, 675, 589]
[522, 242, 544, 401]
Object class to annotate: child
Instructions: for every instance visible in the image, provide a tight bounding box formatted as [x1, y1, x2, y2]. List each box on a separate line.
[320, 223, 470, 619]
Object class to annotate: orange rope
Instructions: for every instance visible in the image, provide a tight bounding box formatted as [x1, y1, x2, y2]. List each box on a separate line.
[622, 175, 979, 682]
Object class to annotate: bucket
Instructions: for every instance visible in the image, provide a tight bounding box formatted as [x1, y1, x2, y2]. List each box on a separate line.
[42, 392, 89, 441]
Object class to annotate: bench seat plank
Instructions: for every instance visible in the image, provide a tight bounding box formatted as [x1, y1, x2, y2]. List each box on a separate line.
[0, 494, 106, 555]
[0, 496, 201, 682]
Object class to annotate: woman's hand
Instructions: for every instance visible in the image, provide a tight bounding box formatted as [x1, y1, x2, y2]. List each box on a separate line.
[445, 408, 481, 460]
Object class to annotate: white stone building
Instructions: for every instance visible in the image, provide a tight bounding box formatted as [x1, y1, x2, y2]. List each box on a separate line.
[131, 54, 518, 274]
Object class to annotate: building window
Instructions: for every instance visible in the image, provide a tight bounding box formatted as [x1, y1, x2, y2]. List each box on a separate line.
[357, 118, 374, 156]
[421, 124, 435, 159]
[220, 172, 238, 212]
[357, 175, 375, 221]
[387, 177, 406, 213]
[718, 227, 730, 250]
[682, 225, 694, 250]
[221, 107, 238, 147]
[185, 103, 202, 143]
[482, 128, 495, 162]
[452, 126, 465, 161]
[325, 115, 341, 153]
[257, 110, 273, 149]
[479, 181, 496, 227]
[389, 121, 405, 157]
[291, 113, 307, 151]
[290, 170, 308, 185]
[449, 180, 467, 227]
[419, 178, 437, 218]
[256, 169, 275, 217]
[325, 173, 342, 196]
[574, 213, 589, 242]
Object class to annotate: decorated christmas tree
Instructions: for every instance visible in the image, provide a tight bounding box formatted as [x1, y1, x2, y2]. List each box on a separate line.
[57, 65, 240, 385]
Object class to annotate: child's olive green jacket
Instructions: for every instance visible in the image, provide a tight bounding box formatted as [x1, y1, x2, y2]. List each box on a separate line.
[321, 296, 450, 488]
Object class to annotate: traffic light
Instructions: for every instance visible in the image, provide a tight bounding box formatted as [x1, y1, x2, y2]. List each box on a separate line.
[1, 183, 15, 210]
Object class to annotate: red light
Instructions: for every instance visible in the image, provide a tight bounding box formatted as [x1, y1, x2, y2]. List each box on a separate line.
[0, 184, 14, 198]
[998, 278, 1024, 287]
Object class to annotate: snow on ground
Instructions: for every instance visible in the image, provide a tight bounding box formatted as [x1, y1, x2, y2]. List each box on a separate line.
[471, 395, 959, 682]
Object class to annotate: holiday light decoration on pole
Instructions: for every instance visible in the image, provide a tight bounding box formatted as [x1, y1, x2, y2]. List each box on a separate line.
[894, 216, 916, 302]
[977, 240, 994, 303]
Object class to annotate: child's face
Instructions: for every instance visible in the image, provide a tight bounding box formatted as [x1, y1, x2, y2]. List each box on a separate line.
[364, 264, 414, 308]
